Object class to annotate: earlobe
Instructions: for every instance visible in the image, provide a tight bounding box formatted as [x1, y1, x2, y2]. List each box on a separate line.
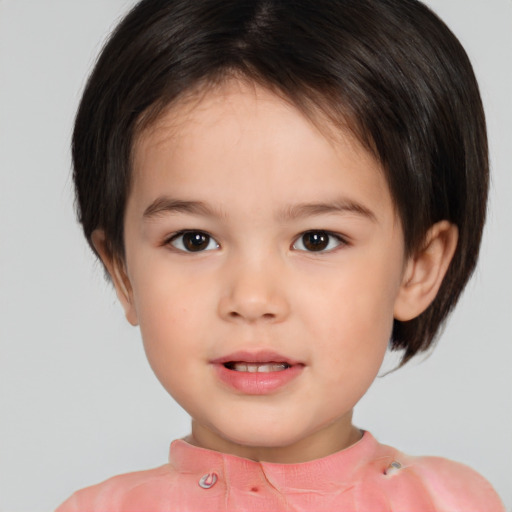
[91, 230, 139, 326]
[394, 221, 458, 321]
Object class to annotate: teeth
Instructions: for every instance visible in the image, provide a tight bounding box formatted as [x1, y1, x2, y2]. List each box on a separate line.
[231, 363, 289, 373]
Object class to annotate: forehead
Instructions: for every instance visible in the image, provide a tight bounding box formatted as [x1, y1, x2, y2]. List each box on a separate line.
[130, 80, 395, 220]
[135, 79, 373, 162]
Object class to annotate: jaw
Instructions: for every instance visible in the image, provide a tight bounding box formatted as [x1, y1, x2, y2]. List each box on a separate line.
[187, 408, 360, 464]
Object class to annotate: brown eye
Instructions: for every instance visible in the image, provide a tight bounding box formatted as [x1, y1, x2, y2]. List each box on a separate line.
[170, 231, 219, 252]
[302, 231, 329, 251]
[293, 231, 344, 252]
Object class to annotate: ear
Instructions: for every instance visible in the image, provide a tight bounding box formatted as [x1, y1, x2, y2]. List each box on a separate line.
[394, 221, 458, 321]
[91, 230, 139, 326]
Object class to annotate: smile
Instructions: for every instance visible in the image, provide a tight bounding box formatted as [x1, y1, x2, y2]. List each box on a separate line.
[224, 362, 291, 373]
[212, 351, 303, 394]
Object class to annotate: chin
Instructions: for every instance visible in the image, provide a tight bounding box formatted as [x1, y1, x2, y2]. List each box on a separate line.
[214, 418, 314, 450]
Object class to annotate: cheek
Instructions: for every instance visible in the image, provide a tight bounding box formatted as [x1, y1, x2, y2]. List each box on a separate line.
[129, 264, 206, 362]
[304, 254, 401, 372]
[133, 282, 207, 401]
[349, 244, 404, 328]
[310, 259, 399, 331]
[317, 290, 392, 405]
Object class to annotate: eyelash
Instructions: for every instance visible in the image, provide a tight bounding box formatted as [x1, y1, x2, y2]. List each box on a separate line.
[166, 230, 219, 253]
[292, 230, 348, 253]
[164, 230, 348, 253]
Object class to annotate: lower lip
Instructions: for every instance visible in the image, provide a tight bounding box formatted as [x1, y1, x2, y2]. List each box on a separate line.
[213, 364, 304, 395]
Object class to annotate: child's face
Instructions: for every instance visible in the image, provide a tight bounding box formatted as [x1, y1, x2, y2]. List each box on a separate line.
[117, 81, 408, 462]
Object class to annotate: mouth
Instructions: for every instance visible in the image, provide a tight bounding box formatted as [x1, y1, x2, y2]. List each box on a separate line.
[212, 350, 301, 371]
[211, 351, 304, 394]
[223, 361, 291, 373]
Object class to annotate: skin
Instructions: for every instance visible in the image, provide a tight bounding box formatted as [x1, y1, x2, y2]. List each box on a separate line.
[94, 80, 458, 464]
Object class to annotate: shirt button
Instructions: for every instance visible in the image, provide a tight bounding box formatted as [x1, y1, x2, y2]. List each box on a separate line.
[385, 461, 402, 476]
[199, 472, 218, 489]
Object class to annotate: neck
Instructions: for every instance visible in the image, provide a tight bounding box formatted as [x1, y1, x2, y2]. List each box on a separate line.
[185, 413, 362, 464]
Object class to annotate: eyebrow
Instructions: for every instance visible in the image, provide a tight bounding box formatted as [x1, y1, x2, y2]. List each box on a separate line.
[278, 198, 377, 223]
[143, 196, 377, 223]
[143, 197, 225, 219]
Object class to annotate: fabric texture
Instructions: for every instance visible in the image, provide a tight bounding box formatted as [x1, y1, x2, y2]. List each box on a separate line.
[56, 431, 504, 511]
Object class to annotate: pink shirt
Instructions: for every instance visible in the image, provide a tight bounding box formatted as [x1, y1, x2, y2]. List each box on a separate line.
[56, 431, 504, 511]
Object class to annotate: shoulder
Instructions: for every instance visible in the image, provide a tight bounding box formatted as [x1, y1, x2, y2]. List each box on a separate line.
[357, 435, 504, 511]
[404, 454, 505, 512]
[368, 435, 505, 512]
[55, 464, 177, 512]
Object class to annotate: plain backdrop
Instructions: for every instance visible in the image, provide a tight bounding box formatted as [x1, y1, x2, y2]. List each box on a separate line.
[0, 1, 511, 510]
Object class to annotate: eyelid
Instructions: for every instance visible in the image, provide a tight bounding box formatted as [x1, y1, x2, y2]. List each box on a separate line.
[292, 230, 348, 253]
[162, 229, 347, 253]
[165, 229, 220, 252]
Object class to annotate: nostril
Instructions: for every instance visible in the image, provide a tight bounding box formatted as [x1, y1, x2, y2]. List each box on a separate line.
[227, 310, 276, 321]
[218, 291, 289, 323]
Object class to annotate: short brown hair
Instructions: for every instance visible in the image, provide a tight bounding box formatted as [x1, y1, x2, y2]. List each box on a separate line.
[73, 0, 488, 365]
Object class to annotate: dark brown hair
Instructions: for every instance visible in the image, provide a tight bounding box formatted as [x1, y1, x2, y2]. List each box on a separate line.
[73, 0, 488, 365]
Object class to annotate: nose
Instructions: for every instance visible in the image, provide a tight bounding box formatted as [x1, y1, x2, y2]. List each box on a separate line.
[217, 257, 290, 323]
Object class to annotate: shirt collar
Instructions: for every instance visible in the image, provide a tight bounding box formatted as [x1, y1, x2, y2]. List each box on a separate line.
[168, 431, 384, 493]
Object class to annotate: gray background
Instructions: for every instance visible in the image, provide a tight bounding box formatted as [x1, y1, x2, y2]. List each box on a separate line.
[0, 1, 511, 510]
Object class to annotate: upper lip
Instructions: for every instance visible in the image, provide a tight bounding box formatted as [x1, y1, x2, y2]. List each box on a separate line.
[211, 350, 302, 366]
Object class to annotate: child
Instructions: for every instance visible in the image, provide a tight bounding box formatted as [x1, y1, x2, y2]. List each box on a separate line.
[56, 0, 505, 510]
